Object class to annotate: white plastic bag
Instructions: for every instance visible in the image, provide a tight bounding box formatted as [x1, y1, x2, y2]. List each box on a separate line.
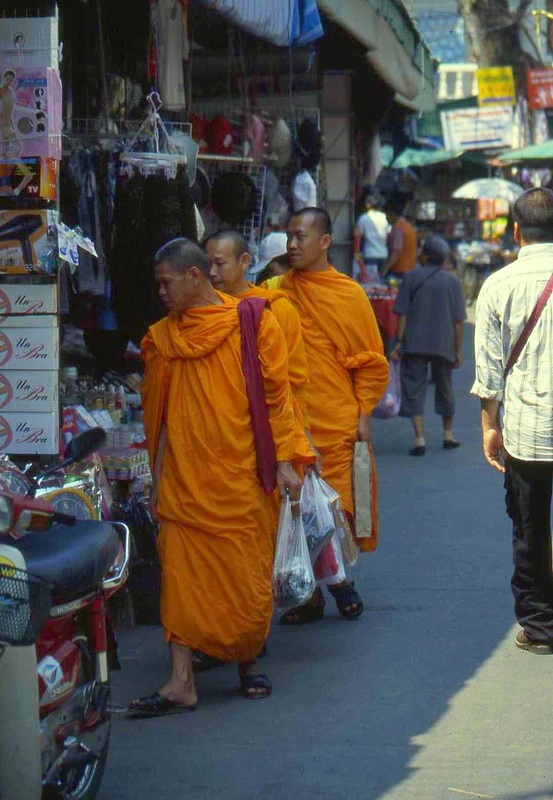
[318, 477, 359, 567]
[372, 360, 400, 419]
[272, 493, 316, 612]
[300, 472, 336, 562]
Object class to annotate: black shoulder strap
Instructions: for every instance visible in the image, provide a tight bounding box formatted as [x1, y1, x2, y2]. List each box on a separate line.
[410, 266, 441, 303]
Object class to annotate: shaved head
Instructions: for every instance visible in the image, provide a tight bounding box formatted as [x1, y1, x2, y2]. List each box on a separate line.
[154, 238, 211, 277]
[204, 229, 249, 260]
[289, 207, 332, 237]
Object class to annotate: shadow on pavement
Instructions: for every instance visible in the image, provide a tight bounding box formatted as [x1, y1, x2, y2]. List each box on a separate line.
[100, 326, 517, 800]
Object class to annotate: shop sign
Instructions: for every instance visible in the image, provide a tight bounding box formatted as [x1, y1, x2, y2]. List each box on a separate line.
[440, 106, 513, 151]
[476, 66, 516, 106]
[527, 69, 553, 110]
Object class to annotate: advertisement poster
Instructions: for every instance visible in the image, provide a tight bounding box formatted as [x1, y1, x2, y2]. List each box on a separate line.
[527, 69, 553, 110]
[441, 106, 513, 151]
[477, 66, 516, 106]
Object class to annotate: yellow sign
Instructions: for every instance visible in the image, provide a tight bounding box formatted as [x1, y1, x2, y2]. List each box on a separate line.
[477, 66, 516, 106]
[0, 555, 15, 577]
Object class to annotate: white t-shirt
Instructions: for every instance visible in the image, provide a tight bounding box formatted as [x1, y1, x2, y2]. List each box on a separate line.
[357, 210, 389, 261]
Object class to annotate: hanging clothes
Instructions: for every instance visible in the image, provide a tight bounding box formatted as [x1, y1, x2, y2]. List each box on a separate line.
[111, 163, 197, 344]
[156, 0, 190, 112]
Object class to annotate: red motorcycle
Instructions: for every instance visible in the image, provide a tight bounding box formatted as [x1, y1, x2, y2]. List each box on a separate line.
[0, 428, 130, 800]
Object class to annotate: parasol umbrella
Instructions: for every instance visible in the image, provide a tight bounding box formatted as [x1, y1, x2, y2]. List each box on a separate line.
[453, 178, 523, 203]
[498, 140, 553, 164]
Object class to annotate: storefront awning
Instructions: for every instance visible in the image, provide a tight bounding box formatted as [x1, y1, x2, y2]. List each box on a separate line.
[498, 140, 553, 164]
[199, 0, 324, 46]
[317, 0, 438, 112]
[392, 148, 464, 168]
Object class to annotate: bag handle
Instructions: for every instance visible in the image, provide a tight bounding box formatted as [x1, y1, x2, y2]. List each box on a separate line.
[503, 271, 553, 380]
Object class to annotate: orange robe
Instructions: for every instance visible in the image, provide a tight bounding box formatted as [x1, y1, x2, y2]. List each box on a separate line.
[280, 268, 389, 551]
[140, 294, 300, 662]
[236, 283, 314, 529]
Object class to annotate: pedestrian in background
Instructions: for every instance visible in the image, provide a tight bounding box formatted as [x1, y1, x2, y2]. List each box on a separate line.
[353, 189, 389, 282]
[391, 235, 465, 456]
[472, 187, 553, 654]
[383, 197, 418, 279]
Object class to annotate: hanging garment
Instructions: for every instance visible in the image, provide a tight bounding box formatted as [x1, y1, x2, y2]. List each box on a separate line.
[156, 0, 189, 111]
[111, 164, 197, 344]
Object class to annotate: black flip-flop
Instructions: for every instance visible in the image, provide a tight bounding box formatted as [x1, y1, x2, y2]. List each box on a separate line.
[328, 581, 364, 620]
[240, 674, 272, 699]
[127, 692, 197, 718]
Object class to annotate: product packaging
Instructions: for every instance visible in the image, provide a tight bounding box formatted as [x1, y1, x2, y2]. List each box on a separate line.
[0, 66, 62, 159]
[0, 369, 58, 412]
[0, 410, 59, 454]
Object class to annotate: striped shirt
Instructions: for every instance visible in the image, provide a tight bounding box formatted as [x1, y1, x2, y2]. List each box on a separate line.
[471, 243, 553, 461]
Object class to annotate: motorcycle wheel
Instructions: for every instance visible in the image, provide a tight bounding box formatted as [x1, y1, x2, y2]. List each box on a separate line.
[42, 638, 111, 800]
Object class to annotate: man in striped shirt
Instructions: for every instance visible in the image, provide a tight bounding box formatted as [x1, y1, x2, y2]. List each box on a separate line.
[472, 188, 553, 654]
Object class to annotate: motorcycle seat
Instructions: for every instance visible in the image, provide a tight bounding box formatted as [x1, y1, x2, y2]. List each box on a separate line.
[12, 521, 121, 603]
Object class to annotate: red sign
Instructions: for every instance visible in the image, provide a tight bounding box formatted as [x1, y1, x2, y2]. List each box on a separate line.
[527, 69, 553, 110]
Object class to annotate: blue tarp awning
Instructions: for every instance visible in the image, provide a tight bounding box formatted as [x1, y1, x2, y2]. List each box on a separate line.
[199, 0, 324, 46]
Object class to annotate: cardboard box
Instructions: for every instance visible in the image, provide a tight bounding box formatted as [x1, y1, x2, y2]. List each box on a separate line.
[0, 410, 58, 455]
[0, 17, 59, 68]
[0, 210, 58, 274]
[0, 313, 57, 328]
[0, 157, 57, 202]
[0, 369, 57, 412]
[0, 326, 58, 370]
[0, 281, 57, 315]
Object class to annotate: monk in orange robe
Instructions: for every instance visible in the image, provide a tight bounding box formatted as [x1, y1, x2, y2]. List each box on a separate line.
[129, 238, 304, 716]
[279, 208, 389, 623]
[204, 229, 318, 469]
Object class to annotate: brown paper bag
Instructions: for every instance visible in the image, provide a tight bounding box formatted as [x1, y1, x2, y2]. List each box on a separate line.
[354, 441, 372, 538]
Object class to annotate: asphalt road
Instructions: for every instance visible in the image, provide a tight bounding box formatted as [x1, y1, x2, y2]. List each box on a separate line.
[100, 325, 553, 800]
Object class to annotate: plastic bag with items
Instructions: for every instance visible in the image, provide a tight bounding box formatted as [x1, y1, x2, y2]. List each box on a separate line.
[318, 478, 359, 567]
[313, 533, 346, 586]
[272, 492, 316, 612]
[300, 472, 336, 562]
[372, 360, 400, 419]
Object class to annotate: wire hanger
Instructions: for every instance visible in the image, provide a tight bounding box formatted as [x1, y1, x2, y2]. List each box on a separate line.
[120, 92, 188, 167]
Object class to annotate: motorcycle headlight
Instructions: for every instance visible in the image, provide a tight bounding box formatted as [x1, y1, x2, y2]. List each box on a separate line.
[0, 495, 13, 533]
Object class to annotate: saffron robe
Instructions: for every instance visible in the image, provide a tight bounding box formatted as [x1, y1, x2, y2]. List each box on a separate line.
[141, 294, 300, 661]
[280, 267, 389, 551]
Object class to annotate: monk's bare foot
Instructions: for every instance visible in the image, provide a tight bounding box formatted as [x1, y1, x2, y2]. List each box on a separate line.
[238, 660, 272, 699]
[159, 680, 198, 707]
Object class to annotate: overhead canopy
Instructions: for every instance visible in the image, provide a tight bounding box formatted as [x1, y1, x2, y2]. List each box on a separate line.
[392, 148, 463, 169]
[199, 0, 323, 46]
[498, 140, 553, 164]
[317, 0, 438, 112]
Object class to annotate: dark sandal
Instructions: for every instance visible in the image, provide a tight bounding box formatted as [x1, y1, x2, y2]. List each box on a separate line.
[127, 692, 197, 717]
[278, 588, 325, 625]
[240, 674, 272, 699]
[328, 581, 364, 620]
[192, 651, 223, 672]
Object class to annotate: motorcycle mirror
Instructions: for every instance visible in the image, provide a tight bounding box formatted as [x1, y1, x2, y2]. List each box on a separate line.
[64, 428, 107, 463]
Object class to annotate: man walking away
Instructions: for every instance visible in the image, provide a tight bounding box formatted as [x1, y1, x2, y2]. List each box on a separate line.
[392, 235, 465, 456]
[472, 187, 553, 654]
[383, 198, 418, 279]
[353, 189, 389, 282]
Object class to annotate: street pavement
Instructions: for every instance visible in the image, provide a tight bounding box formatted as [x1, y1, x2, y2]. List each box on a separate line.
[100, 324, 553, 800]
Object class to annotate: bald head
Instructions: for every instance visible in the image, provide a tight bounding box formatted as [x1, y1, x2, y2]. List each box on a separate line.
[204, 229, 249, 260]
[154, 237, 217, 313]
[204, 230, 251, 295]
[154, 238, 211, 278]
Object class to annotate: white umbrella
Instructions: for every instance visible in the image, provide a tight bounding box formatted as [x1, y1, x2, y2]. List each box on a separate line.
[453, 178, 524, 203]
